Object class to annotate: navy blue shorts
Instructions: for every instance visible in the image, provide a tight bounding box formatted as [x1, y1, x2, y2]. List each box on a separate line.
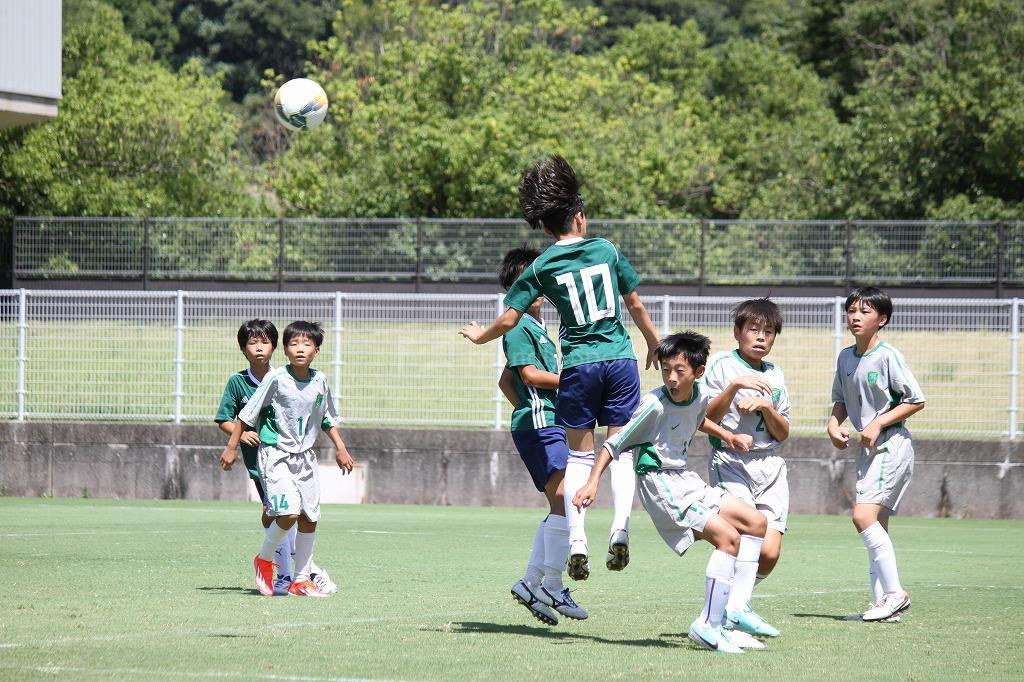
[512, 426, 569, 492]
[556, 358, 641, 429]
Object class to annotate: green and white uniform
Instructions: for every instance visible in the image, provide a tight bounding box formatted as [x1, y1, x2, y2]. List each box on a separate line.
[238, 365, 340, 522]
[504, 237, 641, 370]
[503, 313, 558, 432]
[831, 342, 925, 513]
[602, 384, 724, 556]
[214, 368, 266, 482]
[704, 350, 791, 532]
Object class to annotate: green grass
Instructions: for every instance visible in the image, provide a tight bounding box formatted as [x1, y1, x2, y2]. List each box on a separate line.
[3, 498, 1023, 680]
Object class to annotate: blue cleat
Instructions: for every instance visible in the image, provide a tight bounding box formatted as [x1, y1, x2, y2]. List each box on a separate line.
[725, 608, 780, 637]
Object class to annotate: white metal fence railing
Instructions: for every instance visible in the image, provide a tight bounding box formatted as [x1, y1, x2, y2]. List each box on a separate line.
[0, 290, 1019, 439]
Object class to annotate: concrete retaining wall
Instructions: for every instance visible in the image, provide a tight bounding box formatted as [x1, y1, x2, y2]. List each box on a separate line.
[1, 423, 1021, 518]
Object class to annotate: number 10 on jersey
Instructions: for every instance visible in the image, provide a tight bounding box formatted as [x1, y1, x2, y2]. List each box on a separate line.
[555, 264, 615, 325]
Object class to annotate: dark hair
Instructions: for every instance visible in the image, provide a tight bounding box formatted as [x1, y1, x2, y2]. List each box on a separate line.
[732, 297, 783, 334]
[656, 331, 711, 369]
[498, 244, 542, 290]
[237, 319, 278, 349]
[519, 155, 584, 235]
[845, 286, 893, 327]
[283, 321, 324, 348]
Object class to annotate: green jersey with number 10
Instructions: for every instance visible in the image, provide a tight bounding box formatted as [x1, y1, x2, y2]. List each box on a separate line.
[504, 237, 641, 369]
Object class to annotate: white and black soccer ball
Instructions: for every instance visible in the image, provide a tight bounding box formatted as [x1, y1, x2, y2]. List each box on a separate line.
[273, 78, 328, 131]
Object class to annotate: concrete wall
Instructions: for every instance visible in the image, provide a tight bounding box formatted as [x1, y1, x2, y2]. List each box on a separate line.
[1, 422, 1021, 519]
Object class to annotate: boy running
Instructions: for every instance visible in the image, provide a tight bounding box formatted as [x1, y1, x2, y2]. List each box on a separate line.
[498, 246, 587, 625]
[460, 155, 661, 580]
[221, 321, 355, 597]
[704, 298, 790, 637]
[574, 332, 768, 653]
[828, 287, 925, 622]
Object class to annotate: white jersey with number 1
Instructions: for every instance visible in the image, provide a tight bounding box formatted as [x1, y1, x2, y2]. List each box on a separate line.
[237, 365, 340, 453]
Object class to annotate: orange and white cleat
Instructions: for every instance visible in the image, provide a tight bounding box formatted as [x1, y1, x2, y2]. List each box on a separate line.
[287, 579, 329, 598]
[254, 554, 275, 596]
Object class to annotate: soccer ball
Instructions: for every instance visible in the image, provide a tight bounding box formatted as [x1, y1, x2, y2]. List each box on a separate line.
[273, 78, 328, 131]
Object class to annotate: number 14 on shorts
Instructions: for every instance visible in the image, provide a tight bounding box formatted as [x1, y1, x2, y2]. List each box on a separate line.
[269, 494, 290, 512]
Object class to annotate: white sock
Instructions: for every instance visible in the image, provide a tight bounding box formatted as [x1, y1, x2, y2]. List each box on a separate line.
[609, 451, 635, 535]
[541, 514, 570, 594]
[860, 522, 903, 595]
[293, 531, 316, 582]
[523, 518, 546, 586]
[869, 564, 884, 603]
[700, 550, 736, 629]
[274, 527, 294, 577]
[563, 450, 594, 546]
[259, 521, 289, 562]
[726, 535, 763, 613]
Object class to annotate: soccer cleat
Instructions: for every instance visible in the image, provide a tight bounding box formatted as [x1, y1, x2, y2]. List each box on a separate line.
[725, 608, 780, 637]
[724, 629, 766, 650]
[511, 580, 558, 626]
[688, 620, 744, 654]
[566, 540, 590, 581]
[310, 570, 338, 594]
[606, 528, 629, 571]
[287, 579, 330, 597]
[537, 586, 588, 620]
[862, 592, 910, 622]
[254, 554, 275, 596]
[273, 574, 293, 596]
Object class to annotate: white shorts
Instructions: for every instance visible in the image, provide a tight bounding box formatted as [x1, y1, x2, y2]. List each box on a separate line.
[258, 444, 321, 522]
[856, 426, 914, 513]
[637, 469, 724, 556]
[709, 448, 789, 533]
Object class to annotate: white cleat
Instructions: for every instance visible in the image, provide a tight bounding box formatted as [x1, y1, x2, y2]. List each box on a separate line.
[567, 540, 590, 581]
[724, 629, 766, 649]
[511, 580, 558, 626]
[538, 586, 589, 620]
[688, 620, 744, 654]
[310, 569, 338, 594]
[606, 528, 629, 571]
[862, 592, 910, 622]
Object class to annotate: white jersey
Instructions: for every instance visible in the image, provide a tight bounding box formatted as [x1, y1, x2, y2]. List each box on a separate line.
[602, 384, 709, 472]
[831, 342, 925, 432]
[238, 365, 340, 454]
[703, 350, 791, 454]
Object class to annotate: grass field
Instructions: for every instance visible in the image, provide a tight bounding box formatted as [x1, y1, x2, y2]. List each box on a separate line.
[3, 498, 1023, 681]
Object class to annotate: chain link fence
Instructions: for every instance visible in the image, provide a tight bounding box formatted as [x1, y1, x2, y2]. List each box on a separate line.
[0, 290, 1020, 439]
[13, 218, 1024, 289]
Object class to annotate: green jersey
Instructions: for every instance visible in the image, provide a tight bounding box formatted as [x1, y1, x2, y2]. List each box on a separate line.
[504, 237, 641, 369]
[503, 313, 559, 432]
[214, 369, 264, 479]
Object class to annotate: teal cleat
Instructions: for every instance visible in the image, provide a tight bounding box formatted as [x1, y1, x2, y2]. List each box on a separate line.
[725, 608, 780, 638]
[688, 620, 745, 654]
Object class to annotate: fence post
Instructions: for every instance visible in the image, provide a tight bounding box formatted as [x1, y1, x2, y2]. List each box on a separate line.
[16, 288, 26, 421]
[1010, 299, 1019, 440]
[277, 219, 285, 292]
[333, 291, 343, 412]
[996, 221, 1006, 299]
[698, 220, 707, 296]
[494, 295, 504, 430]
[142, 217, 150, 290]
[833, 296, 843, 362]
[661, 294, 671, 337]
[844, 220, 854, 293]
[174, 290, 184, 424]
[415, 218, 424, 294]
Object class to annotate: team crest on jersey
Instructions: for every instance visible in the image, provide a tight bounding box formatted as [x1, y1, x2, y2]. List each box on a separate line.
[867, 371, 879, 385]
[771, 388, 781, 403]
[314, 393, 323, 407]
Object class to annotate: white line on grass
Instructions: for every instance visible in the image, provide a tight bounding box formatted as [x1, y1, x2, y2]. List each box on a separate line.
[0, 665, 412, 682]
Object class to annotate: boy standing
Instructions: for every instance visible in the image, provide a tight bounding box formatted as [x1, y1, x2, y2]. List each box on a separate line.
[498, 246, 587, 625]
[704, 299, 790, 637]
[460, 155, 661, 579]
[827, 287, 925, 622]
[221, 321, 355, 597]
[573, 332, 768, 654]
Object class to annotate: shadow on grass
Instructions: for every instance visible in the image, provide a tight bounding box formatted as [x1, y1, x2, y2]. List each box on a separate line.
[791, 612, 864, 621]
[429, 621, 678, 648]
[195, 586, 261, 595]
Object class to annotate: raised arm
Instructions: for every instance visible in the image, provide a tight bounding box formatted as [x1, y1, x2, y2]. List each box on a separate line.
[459, 308, 523, 345]
[621, 290, 661, 370]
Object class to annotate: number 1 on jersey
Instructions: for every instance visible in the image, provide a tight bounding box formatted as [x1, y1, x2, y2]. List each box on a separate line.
[555, 263, 615, 325]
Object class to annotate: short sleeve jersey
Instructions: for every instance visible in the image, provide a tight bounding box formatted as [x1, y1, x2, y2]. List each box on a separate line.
[214, 369, 263, 463]
[703, 350, 791, 453]
[503, 237, 641, 369]
[237, 365, 340, 454]
[831, 342, 925, 432]
[502, 313, 559, 432]
[602, 384, 709, 473]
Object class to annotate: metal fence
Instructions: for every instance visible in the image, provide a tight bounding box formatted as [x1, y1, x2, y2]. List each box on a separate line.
[13, 218, 1024, 290]
[0, 290, 1020, 439]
